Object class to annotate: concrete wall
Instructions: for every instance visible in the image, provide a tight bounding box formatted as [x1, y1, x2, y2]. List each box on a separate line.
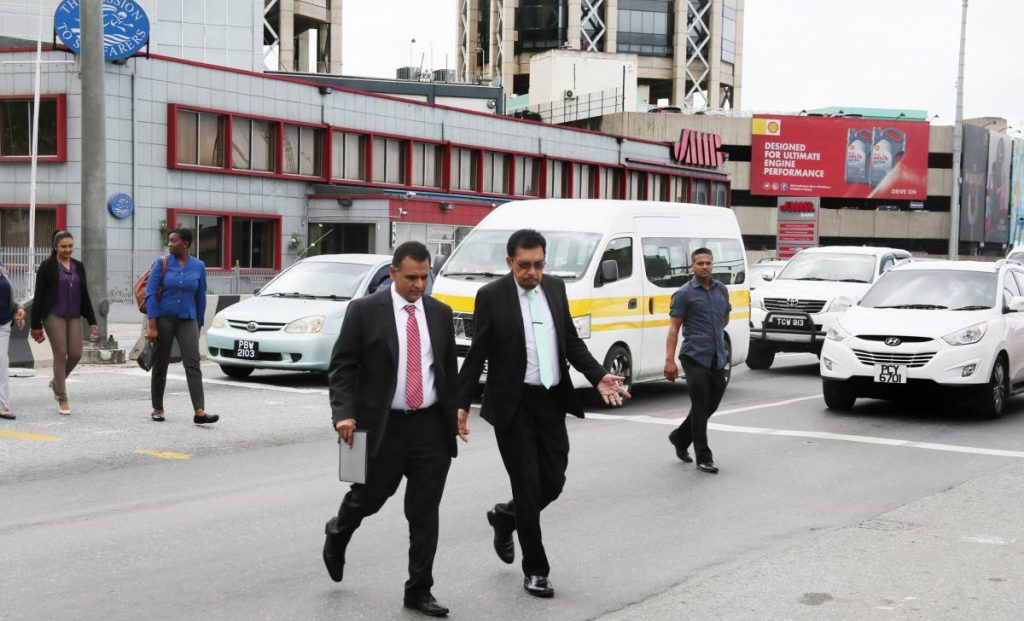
[734, 206, 951, 239]
[528, 50, 639, 112]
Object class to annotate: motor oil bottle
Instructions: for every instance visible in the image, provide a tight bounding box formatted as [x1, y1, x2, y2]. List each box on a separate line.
[869, 128, 906, 188]
[844, 128, 873, 184]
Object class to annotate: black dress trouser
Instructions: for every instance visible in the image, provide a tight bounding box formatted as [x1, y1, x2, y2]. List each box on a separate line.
[673, 355, 728, 464]
[491, 384, 569, 577]
[325, 405, 451, 597]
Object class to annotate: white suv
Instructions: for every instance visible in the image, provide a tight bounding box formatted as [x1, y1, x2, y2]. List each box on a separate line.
[748, 246, 911, 369]
[820, 260, 1024, 418]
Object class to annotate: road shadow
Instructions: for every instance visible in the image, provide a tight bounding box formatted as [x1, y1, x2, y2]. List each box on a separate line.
[214, 369, 328, 389]
[826, 395, 1024, 424]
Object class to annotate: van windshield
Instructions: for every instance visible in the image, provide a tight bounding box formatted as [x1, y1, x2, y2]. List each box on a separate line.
[441, 230, 602, 280]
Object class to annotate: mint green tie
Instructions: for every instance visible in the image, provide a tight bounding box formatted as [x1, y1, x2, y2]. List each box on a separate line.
[527, 289, 555, 388]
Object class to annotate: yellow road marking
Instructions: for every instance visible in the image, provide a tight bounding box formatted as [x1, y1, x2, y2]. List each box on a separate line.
[0, 429, 59, 442]
[133, 449, 192, 460]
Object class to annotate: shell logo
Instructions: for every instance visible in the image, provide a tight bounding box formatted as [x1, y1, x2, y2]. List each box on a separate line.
[766, 120, 780, 134]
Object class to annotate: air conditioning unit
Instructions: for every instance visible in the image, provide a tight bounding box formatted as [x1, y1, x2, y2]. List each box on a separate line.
[563, 89, 575, 99]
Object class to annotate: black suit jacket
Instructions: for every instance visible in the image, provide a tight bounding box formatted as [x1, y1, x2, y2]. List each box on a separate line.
[457, 274, 607, 431]
[30, 257, 98, 330]
[328, 288, 459, 457]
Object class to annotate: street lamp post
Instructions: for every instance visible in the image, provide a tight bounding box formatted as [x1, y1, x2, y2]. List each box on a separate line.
[948, 0, 968, 260]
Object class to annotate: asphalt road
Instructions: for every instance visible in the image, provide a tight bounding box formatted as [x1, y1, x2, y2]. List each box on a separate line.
[3, 354, 1024, 620]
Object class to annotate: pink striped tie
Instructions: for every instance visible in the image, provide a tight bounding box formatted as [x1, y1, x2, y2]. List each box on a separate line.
[404, 305, 423, 410]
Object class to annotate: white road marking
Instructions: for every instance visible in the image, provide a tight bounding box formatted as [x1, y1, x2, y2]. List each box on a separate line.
[961, 536, 1011, 545]
[714, 395, 821, 416]
[118, 368, 327, 395]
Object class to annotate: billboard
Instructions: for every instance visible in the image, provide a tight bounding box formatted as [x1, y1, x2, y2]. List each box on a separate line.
[751, 115, 929, 200]
[776, 198, 819, 259]
[1011, 139, 1024, 246]
[985, 132, 1013, 244]
[960, 124, 989, 243]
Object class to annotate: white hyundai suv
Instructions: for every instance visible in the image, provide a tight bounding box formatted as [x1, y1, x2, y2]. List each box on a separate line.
[748, 246, 911, 369]
[820, 260, 1024, 418]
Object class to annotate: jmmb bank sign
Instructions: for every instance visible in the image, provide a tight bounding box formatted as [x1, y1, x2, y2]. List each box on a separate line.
[53, 0, 151, 62]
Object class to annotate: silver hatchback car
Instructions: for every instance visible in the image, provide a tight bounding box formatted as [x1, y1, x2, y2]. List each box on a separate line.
[206, 253, 398, 378]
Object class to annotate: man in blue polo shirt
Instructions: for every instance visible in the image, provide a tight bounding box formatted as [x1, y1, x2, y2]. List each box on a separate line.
[663, 247, 731, 474]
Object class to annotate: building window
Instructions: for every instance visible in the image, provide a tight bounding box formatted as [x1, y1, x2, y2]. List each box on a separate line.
[691, 179, 709, 205]
[175, 213, 225, 268]
[450, 147, 479, 191]
[283, 124, 323, 176]
[712, 181, 729, 206]
[599, 167, 622, 199]
[231, 117, 275, 172]
[516, 0, 567, 53]
[0, 207, 57, 246]
[650, 174, 669, 201]
[617, 0, 673, 57]
[231, 217, 277, 268]
[547, 160, 570, 198]
[627, 171, 645, 200]
[176, 109, 225, 167]
[515, 156, 541, 196]
[722, 0, 737, 64]
[412, 142, 444, 188]
[372, 137, 407, 185]
[573, 163, 597, 198]
[332, 131, 368, 181]
[0, 98, 58, 158]
[483, 152, 511, 194]
[671, 176, 689, 202]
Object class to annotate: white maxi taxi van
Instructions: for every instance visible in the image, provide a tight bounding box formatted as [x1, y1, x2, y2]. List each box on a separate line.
[431, 199, 751, 393]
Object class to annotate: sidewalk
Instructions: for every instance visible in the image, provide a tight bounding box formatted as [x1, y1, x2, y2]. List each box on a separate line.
[27, 321, 145, 368]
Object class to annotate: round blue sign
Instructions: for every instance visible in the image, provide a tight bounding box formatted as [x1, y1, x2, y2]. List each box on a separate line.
[107, 193, 134, 219]
[54, 0, 151, 61]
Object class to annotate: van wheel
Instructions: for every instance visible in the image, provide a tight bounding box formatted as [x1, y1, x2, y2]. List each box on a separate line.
[822, 379, 856, 411]
[746, 343, 775, 370]
[604, 345, 633, 395]
[722, 339, 732, 388]
[220, 365, 254, 379]
[976, 357, 1008, 419]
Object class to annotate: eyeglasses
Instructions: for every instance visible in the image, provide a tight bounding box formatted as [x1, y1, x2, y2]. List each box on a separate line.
[514, 260, 546, 271]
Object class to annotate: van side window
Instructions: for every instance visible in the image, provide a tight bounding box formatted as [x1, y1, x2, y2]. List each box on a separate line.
[692, 238, 746, 285]
[642, 237, 690, 288]
[598, 237, 633, 283]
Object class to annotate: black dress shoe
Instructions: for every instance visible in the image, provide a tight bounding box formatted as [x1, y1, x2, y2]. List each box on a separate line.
[193, 413, 219, 424]
[667, 430, 693, 462]
[696, 462, 719, 474]
[403, 593, 449, 617]
[523, 575, 554, 598]
[322, 528, 346, 583]
[486, 507, 515, 564]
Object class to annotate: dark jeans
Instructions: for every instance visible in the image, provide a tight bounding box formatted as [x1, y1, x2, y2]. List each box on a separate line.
[672, 356, 727, 464]
[326, 406, 451, 597]
[492, 385, 569, 577]
[151, 317, 204, 411]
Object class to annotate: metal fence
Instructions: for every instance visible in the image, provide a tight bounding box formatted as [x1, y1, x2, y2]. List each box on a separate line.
[0, 247, 281, 304]
[505, 88, 625, 125]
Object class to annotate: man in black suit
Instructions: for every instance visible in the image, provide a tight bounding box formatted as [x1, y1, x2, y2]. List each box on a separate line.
[457, 229, 630, 598]
[323, 241, 463, 618]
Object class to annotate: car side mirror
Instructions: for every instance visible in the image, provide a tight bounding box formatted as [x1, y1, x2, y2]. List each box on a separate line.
[432, 255, 447, 274]
[600, 259, 619, 284]
[1010, 296, 1024, 313]
[762, 270, 776, 282]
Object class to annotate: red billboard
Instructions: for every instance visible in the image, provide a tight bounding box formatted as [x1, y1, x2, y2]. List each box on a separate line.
[751, 115, 929, 200]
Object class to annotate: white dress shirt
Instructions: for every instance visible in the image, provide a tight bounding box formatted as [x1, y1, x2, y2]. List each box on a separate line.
[516, 281, 561, 387]
[390, 288, 438, 410]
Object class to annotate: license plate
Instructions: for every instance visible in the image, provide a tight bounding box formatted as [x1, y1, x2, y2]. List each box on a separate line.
[235, 339, 258, 359]
[768, 315, 808, 329]
[874, 364, 907, 384]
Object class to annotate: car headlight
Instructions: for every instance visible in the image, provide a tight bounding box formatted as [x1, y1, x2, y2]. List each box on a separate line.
[284, 315, 325, 334]
[212, 311, 226, 329]
[826, 322, 851, 342]
[572, 314, 591, 339]
[943, 322, 987, 346]
[827, 296, 854, 313]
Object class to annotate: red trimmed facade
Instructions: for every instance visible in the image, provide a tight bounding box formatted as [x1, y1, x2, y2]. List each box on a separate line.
[0, 94, 67, 163]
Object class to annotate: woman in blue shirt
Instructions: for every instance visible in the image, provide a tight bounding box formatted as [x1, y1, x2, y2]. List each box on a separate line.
[145, 228, 217, 424]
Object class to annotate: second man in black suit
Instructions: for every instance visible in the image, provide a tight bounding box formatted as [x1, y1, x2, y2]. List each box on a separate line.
[323, 241, 463, 618]
[457, 229, 630, 598]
